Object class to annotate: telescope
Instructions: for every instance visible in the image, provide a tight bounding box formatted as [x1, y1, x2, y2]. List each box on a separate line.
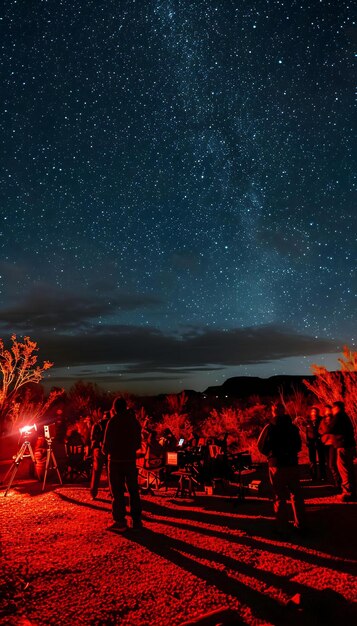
[1, 422, 62, 496]
[19, 423, 37, 437]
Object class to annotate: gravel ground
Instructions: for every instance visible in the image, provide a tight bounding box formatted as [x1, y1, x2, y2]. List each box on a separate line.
[1, 476, 356, 626]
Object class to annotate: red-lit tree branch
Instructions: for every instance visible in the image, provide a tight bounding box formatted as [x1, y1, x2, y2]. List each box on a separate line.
[0, 335, 54, 428]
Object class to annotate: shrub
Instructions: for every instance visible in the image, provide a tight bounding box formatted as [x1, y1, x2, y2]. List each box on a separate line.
[303, 346, 357, 431]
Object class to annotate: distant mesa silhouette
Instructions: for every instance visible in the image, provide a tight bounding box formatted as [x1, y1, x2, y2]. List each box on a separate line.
[203, 374, 315, 399]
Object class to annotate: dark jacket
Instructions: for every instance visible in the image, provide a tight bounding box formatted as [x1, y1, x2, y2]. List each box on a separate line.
[257, 414, 302, 467]
[306, 418, 324, 448]
[319, 410, 356, 449]
[103, 409, 142, 462]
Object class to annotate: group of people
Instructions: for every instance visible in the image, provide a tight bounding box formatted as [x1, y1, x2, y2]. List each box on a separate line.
[257, 401, 356, 536]
[87, 396, 356, 535]
[305, 404, 356, 493]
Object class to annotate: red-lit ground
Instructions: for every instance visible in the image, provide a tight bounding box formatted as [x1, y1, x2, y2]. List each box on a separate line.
[1, 474, 356, 626]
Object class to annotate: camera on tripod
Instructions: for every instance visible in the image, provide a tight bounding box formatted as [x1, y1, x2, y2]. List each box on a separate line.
[2, 422, 62, 496]
[43, 423, 56, 441]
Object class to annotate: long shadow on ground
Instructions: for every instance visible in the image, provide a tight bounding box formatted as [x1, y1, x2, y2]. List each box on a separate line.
[142, 493, 357, 562]
[141, 507, 356, 576]
[124, 526, 357, 626]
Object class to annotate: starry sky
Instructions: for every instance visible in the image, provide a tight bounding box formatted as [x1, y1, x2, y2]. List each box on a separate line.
[0, 0, 356, 395]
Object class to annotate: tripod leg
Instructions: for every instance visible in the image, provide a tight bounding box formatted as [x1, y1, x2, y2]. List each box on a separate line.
[28, 444, 36, 463]
[2, 443, 26, 485]
[3, 443, 28, 496]
[42, 449, 51, 491]
[2, 459, 17, 486]
[51, 450, 63, 485]
[3, 442, 37, 496]
[42, 448, 63, 490]
[4, 463, 21, 496]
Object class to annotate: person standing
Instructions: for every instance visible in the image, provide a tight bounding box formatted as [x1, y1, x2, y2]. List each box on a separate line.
[319, 405, 341, 490]
[257, 403, 306, 534]
[319, 401, 356, 502]
[305, 407, 327, 481]
[89, 411, 110, 499]
[103, 397, 142, 531]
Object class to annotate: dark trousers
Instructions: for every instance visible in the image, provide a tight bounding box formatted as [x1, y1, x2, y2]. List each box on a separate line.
[327, 446, 341, 488]
[90, 448, 106, 498]
[336, 448, 356, 497]
[269, 466, 306, 530]
[307, 442, 326, 479]
[108, 460, 142, 524]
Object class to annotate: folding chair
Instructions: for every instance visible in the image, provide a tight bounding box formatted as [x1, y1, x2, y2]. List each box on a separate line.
[64, 444, 89, 482]
[138, 452, 165, 494]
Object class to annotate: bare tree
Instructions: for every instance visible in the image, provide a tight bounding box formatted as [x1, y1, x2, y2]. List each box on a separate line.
[0, 335, 53, 429]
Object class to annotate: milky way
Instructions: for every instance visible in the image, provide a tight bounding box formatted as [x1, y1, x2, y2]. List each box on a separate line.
[0, 0, 355, 393]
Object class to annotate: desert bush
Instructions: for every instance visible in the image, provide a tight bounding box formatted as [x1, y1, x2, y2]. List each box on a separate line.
[165, 391, 188, 414]
[12, 385, 64, 431]
[200, 403, 269, 461]
[67, 381, 112, 420]
[200, 406, 241, 449]
[278, 386, 309, 423]
[135, 405, 151, 427]
[152, 392, 193, 440]
[303, 345, 357, 431]
[159, 412, 193, 441]
[238, 403, 271, 461]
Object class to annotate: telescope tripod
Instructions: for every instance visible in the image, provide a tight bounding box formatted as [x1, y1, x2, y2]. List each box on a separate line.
[2, 439, 36, 497]
[42, 438, 62, 491]
[1, 438, 63, 496]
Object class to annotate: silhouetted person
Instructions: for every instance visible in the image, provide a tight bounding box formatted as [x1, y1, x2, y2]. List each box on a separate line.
[319, 401, 356, 502]
[64, 428, 86, 481]
[218, 432, 229, 455]
[89, 411, 110, 499]
[319, 405, 341, 489]
[159, 428, 177, 452]
[65, 427, 85, 447]
[145, 429, 164, 462]
[258, 403, 306, 535]
[103, 397, 142, 530]
[305, 406, 327, 480]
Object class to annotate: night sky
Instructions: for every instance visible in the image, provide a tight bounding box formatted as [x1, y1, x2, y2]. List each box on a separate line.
[0, 0, 355, 394]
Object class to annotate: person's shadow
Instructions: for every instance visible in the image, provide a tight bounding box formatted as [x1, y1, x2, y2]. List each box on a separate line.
[142, 495, 357, 561]
[125, 527, 357, 626]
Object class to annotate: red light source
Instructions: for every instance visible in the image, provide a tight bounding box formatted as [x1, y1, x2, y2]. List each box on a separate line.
[19, 424, 37, 437]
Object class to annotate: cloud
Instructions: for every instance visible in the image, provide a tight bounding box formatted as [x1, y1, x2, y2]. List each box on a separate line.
[0, 289, 341, 386]
[26, 323, 339, 373]
[0, 285, 162, 330]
